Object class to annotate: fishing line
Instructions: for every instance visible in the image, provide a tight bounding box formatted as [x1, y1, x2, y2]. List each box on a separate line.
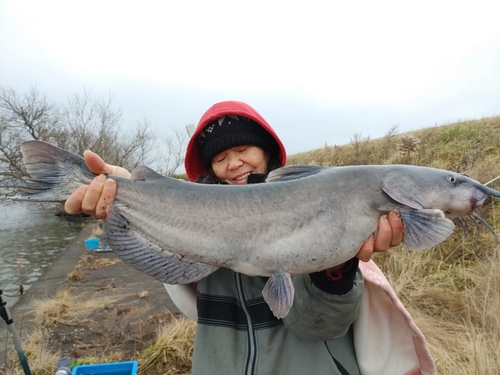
[485, 175, 500, 186]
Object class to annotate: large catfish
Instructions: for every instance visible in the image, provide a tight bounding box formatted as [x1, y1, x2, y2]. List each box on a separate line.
[13, 140, 500, 318]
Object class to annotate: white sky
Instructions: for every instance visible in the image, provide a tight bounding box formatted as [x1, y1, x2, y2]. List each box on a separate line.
[1, 0, 500, 158]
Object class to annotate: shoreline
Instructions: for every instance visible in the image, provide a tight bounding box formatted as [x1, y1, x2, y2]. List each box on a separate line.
[0, 222, 180, 367]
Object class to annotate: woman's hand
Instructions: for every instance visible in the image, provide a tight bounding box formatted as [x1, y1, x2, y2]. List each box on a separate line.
[64, 150, 131, 220]
[356, 210, 404, 262]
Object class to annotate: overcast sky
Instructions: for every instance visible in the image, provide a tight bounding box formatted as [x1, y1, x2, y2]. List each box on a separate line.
[1, 0, 499, 159]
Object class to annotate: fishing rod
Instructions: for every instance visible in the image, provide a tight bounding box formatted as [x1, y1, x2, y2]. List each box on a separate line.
[0, 289, 32, 375]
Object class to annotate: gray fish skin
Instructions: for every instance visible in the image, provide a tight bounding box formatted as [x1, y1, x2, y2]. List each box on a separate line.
[14, 140, 500, 318]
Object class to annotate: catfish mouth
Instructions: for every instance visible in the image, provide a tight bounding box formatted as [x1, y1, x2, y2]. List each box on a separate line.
[469, 187, 489, 214]
[468, 199, 481, 215]
[459, 186, 499, 244]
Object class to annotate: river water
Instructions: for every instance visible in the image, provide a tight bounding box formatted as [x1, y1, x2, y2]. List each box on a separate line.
[0, 201, 88, 307]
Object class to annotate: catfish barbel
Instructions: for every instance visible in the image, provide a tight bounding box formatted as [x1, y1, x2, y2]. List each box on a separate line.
[13, 140, 500, 318]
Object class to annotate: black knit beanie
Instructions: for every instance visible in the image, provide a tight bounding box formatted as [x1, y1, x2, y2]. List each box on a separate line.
[198, 115, 279, 168]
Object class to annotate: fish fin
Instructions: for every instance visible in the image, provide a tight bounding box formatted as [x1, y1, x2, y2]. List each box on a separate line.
[13, 140, 95, 202]
[130, 166, 165, 181]
[381, 174, 424, 209]
[106, 205, 219, 284]
[400, 209, 455, 251]
[262, 272, 295, 319]
[266, 165, 331, 182]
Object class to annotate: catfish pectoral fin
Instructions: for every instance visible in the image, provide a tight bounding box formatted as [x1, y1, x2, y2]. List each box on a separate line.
[400, 208, 455, 252]
[106, 205, 219, 284]
[262, 272, 295, 319]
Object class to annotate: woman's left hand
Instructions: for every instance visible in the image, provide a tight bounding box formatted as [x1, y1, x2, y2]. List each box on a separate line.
[356, 210, 404, 262]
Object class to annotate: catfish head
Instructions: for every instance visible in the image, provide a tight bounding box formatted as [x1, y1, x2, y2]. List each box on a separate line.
[380, 167, 500, 251]
[382, 167, 500, 219]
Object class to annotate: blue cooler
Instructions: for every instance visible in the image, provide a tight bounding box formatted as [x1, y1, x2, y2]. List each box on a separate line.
[84, 238, 99, 250]
[71, 361, 138, 375]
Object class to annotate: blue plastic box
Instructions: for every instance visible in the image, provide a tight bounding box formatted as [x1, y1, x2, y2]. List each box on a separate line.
[84, 237, 99, 250]
[71, 361, 138, 375]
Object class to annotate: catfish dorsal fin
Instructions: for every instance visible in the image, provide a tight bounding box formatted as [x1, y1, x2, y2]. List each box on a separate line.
[266, 165, 331, 182]
[130, 166, 165, 181]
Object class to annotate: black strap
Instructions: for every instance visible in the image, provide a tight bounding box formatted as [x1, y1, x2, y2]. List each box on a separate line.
[324, 341, 350, 375]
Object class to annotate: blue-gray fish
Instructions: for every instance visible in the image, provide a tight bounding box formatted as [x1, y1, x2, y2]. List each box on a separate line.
[14, 140, 500, 318]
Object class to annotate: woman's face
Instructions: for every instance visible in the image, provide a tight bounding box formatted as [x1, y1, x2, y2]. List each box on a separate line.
[211, 145, 269, 185]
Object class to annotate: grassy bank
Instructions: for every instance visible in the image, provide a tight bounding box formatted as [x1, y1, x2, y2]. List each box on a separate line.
[3, 115, 500, 374]
[289, 115, 500, 373]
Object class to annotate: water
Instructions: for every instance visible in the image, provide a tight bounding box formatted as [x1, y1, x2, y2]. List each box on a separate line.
[0, 201, 88, 307]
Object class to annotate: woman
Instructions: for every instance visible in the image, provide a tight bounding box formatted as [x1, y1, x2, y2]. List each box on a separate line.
[65, 101, 436, 375]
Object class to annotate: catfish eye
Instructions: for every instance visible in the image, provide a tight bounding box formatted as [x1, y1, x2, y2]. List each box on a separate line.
[447, 175, 457, 184]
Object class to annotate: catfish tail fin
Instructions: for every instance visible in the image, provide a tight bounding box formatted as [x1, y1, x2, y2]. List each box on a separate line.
[13, 140, 96, 202]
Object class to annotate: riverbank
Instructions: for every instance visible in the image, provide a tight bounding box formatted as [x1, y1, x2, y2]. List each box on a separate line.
[0, 222, 181, 370]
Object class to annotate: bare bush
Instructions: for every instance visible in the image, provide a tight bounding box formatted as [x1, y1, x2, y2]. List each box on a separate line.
[397, 134, 421, 164]
[155, 126, 189, 177]
[0, 86, 178, 199]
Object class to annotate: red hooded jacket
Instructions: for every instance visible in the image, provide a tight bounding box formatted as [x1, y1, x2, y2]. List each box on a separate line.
[184, 101, 287, 182]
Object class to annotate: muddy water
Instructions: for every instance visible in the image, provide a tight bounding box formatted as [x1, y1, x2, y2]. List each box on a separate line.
[0, 201, 87, 307]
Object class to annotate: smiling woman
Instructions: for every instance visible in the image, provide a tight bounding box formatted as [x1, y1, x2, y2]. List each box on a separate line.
[196, 115, 278, 184]
[211, 145, 269, 184]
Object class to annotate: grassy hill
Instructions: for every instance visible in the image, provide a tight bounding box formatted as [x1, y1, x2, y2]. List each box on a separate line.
[4, 116, 500, 374]
[288, 115, 500, 373]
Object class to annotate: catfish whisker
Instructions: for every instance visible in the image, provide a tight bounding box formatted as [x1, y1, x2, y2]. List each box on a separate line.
[456, 217, 469, 235]
[471, 213, 499, 245]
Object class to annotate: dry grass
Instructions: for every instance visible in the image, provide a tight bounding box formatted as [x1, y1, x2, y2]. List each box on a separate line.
[31, 288, 126, 328]
[290, 115, 500, 374]
[2, 286, 186, 374]
[3, 329, 62, 375]
[138, 314, 196, 375]
[4, 115, 500, 374]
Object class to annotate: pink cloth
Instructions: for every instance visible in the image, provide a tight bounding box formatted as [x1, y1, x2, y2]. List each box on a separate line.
[356, 260, 436, 375]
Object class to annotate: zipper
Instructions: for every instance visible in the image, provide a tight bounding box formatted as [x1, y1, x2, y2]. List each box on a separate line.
[235, 272, 256, 375]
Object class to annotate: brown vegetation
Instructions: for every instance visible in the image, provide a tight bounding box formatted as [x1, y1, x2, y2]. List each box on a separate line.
[0, 86, 188, 199]
[289, 115, 500, 374]
[3, 115, 500, 374]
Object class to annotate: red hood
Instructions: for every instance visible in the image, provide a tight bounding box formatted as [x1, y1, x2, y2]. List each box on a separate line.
[185, 101, 287, 181]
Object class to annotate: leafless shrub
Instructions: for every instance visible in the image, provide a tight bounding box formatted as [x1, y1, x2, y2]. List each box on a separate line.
[155, 126, 189, 177]
[397, 134, 421, 163]
[382, 125, 399, 161]
[0, 86, 181, 199]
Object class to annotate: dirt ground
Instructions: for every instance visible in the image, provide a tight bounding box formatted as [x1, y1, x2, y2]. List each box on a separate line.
[0, 222, 183, 371]
[44, 251, 181, 362]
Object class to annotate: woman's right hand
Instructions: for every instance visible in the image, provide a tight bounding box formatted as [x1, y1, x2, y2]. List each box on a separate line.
[64, 150, 131, 220]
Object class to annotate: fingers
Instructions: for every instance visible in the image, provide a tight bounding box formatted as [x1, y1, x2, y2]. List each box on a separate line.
[81, 175, 117, 220]
[357, 235, 374, 262]
[374, 214, 392, 252]
[94, 179, 117, 219]
[65, 185, 89, 215]
[388, 210, 404, 246]
[357, 210, 404, 262]
[84, 150, 131, 178]
[65, 150, 126, 220]
[84, 150, 109, 174]
[64, 175, 117, 219]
